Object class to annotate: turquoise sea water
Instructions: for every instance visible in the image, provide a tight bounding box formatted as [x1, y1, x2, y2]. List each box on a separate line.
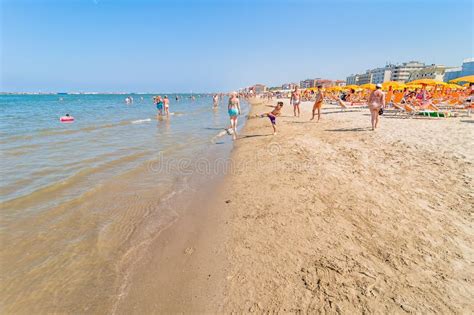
[0, 94, 248, 313]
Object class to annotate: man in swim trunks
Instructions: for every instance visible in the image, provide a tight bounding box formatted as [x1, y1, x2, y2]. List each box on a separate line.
[311, 85, 324, 121]
[290, 87, 301, 117]
[257, 101, 283, 135]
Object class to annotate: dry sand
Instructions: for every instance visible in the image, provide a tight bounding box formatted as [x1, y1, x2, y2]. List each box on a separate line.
[217, 98, 474, 313]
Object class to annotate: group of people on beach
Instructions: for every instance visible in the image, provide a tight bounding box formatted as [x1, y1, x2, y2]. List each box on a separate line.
[249, 84, 386, 134]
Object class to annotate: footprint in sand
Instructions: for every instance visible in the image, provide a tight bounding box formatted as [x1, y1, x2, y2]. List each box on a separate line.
[184, 247, 195, 255]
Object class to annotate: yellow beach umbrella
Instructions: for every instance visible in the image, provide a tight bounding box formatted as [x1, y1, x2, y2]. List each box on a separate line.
[382, 81, 402, 89]
[408, 79, 446, 86]
[393, 83, 407, 90]
[344, 85, 359, 90]
[327, 86, 343, 91]
[360, 83, 376, 90]
[406, 84, 422, 89]
[450, 75, 474, 83]
[446, 83, 465, 89]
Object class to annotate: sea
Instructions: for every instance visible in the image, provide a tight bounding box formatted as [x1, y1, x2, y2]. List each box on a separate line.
[0, 93, 248, 313]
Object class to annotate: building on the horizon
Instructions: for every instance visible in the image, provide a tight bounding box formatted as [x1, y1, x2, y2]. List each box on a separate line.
[281, 83, 298, 90]
[300, 79, 318, 89]
[390, 61, 426, 82]
[371, 66, 393, 84]
[252, 84, 267, 94]
[346, 61, 426, 85]
[408, 64, 451, 82]
[300, 78, 343, 88]
[346, 74, 359, 85]
[443, 58, 474, 82]
[357, 72, 373, 85]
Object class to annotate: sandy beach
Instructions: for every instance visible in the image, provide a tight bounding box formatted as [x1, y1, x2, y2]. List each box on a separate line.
[118, 97, 474, 313]
[215, 98, 474, 312]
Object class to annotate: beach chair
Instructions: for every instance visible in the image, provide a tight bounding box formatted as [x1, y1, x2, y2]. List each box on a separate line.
[404, 104, 454, 118]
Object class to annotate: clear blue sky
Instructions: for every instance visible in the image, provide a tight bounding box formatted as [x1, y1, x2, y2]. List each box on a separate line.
[1, 0, 473, 92]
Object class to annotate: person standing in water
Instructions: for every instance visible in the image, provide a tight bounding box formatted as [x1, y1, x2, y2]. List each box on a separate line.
[155, 95, 164, 117]
[311, 85, 324, 121]
[163, 96, 170, 116]
[290, 87, 301, 117]
[368, 84, 385, 131]
[213, 94, 219, 108]
[227, 92, 241, 140]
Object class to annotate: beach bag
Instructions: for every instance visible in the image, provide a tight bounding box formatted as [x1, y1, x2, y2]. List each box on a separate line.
[378, 108, 384, 115]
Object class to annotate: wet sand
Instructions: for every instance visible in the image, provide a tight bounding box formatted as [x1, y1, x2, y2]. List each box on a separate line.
[121, 98, 473, 313]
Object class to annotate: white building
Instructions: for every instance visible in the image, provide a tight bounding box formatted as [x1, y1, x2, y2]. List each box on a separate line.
[390, 61, 426, 82]
[346, 74, 359, 85]
[358, 72, 373, 85]
[371, 66, 393, 84]
[408, 65, 450, 82]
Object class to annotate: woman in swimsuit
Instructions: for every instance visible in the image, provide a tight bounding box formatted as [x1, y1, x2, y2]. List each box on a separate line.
[367, 84, 385, 131]
[311, 85, 324, 121]
[155, 95, 164, 117]
[290, 87, 301, 117]
[227, 92, 241, 140]
[163, 96, 170, 116]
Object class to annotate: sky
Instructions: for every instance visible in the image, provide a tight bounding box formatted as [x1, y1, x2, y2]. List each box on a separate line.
[1, 0, 473, 92]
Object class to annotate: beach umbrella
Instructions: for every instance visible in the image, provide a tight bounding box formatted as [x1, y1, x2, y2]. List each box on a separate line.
[446, 83, 465, 89]
[406, 84, 422, 90]
[382, 81, 402, 89]
[408, 79, 446, 86]
[344, 85, 359, 90]
[360, 83, 376, 90]
[450, 75, 474, 83]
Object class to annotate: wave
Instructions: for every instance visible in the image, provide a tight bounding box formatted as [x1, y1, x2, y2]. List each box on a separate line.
[131, 118, 151, 124]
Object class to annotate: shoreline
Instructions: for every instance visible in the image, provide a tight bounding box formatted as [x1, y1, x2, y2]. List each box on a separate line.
[111, 99, 256, 313]
[114, 97, 473, 313]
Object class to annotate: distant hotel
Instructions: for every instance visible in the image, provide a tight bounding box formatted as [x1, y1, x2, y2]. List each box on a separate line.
[443, 58, 474, 82]
[300, 78, 345, 89]
[346, 58, 474, 85]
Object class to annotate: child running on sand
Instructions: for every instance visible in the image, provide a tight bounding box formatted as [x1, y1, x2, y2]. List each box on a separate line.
[256, 101, 283, 135]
